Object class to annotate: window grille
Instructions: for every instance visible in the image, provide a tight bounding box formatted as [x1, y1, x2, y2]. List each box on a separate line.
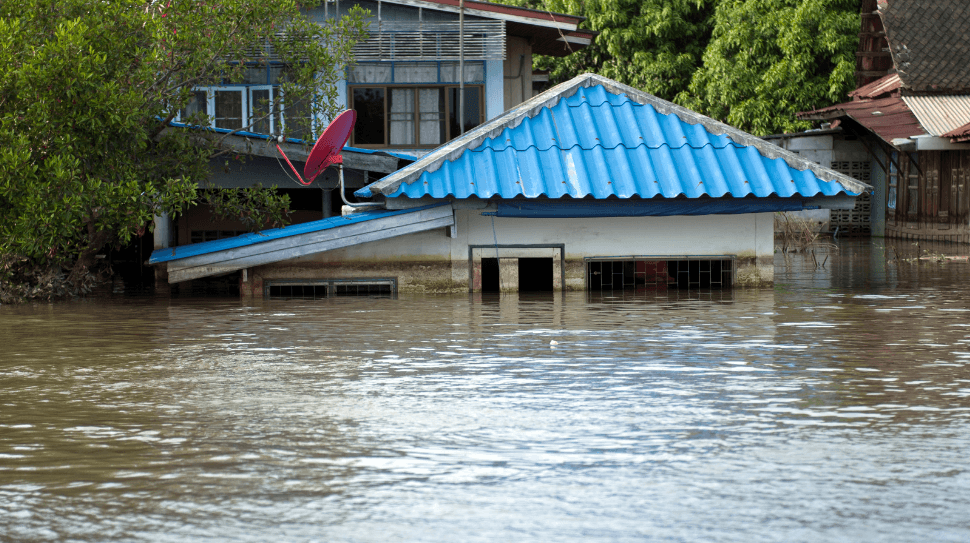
[586, 258, 734, 291]
[830, 160, 873, 236]
[265, 278, 397, 300]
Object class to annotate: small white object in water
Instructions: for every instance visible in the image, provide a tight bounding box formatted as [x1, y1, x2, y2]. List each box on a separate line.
[549, 340, 559, 345]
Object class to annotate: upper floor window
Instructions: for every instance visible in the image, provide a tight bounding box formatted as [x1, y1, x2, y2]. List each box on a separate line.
[177, 65, 314, 140]
[348, 61, 485, 148]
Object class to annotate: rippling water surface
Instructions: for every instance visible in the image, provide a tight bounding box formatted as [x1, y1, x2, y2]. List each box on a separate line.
[2, 240, 969, 542]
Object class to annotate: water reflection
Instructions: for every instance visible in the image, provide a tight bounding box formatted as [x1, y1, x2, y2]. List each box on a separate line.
[1, 240, 969, 542]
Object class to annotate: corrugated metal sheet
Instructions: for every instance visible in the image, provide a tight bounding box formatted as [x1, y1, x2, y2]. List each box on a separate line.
[359, 75, 867, 200]
[798, 95, 926, 143]
[901, 95, 970, 136]
[149, 203, 449, 264]
[944, 120, 970, 142]
[849, 73, 901, 99]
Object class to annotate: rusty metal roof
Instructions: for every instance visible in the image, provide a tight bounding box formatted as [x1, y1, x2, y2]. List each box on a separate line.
[849, 74, 901, 99]
[798, 95, 926, 143]
[901, 95, 970, 136]
[944, 121, 970, 142]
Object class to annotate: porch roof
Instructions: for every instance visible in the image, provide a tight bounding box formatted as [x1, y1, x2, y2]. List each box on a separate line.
[150, 204, 454, 283]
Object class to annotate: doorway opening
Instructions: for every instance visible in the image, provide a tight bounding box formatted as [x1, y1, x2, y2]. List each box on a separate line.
[481, 258, 500, 292]
[518, 257, 554, 291]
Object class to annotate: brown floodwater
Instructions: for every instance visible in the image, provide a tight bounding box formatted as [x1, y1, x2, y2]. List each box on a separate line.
[1, 239, 969, 542]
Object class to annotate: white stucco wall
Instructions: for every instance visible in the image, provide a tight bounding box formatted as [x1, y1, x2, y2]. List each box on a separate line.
[270, 207, 775, 291]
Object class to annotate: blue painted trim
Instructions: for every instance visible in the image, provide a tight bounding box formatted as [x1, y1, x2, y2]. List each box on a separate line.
[165, 121, 417, 162]
[149, 203, 449, 264]
[481, 198, 808, 218]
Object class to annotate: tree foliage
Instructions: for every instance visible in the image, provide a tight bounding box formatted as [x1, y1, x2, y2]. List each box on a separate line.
[0, 0, 366, 293]
[677, 0, 859, 136]
[528, 0, 858, 136]
[535, 0, 714, 101]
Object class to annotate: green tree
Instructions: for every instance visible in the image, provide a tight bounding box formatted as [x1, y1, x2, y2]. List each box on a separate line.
[0, 0, 366, 296]
[535, 0, 714, 101]
[678, 0, 858, 135]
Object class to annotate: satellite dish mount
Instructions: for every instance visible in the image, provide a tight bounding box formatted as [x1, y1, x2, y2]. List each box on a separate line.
[275, 110, 372, 208]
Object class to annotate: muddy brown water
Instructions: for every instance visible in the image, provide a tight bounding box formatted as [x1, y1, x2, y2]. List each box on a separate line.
[1, 240, 969, 542]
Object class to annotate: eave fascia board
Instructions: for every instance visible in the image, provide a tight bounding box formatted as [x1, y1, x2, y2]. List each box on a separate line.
[559, 35, 591, 46]
[912, 135, 970, 151]
[375, 0, 582, 31]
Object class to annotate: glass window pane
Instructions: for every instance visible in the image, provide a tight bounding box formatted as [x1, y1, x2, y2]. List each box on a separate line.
[348, 63, 393, 83]
[284, 93, 313, 140]
[180, 90, 208, 123]
[250, 88, 272, 135]
[214, 90, 243, 130]
[418, 88, 444, 146]
[389, 88, 415, 146]
[394, 62, 438, 83]
[352, 87, 385, 145]
[449, 86, 481, 137]
[268, 65, 284, 84]
[440, 61, 484, 83]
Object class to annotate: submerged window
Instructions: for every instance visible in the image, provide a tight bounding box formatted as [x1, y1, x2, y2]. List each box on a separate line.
[266, 279, 397, 300]
[587, 258, 734, 291]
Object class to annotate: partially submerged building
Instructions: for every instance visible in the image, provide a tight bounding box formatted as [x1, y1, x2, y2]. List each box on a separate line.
[151, 74, 869, 297]
[798, 0, 970, 243]
[149, 0, 591, 278]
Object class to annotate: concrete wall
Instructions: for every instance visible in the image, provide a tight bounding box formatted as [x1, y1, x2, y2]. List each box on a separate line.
[244, 205, 775, 296]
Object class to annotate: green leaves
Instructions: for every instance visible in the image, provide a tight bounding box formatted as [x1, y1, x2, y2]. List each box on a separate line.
[528, 0, 858, 136]
[0, 0, 365, 293]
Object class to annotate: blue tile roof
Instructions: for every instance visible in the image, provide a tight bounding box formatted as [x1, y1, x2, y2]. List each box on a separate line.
[357, 74, 870, 201]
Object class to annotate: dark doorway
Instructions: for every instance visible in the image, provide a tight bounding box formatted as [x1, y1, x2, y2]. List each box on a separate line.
[519, 258, 553, 292]
[481, 257, 500, 292]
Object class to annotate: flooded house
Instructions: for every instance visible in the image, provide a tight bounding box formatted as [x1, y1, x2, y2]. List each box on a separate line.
[150, 74, 869, 297]
[798, 0, 970, 244]
[145, 0, 591, 292]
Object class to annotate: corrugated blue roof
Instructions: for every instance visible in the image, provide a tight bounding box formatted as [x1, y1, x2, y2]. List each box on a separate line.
[357, 74, 870, 200]
[149, 203, 448, 264]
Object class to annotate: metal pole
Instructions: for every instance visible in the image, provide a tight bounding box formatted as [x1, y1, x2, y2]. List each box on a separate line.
[459, 0, 465, 135]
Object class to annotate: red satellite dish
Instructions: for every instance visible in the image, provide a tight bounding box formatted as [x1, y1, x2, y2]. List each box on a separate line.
[276, 109, 357, 186]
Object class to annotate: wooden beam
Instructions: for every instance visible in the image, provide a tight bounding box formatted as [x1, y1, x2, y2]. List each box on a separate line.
[167, 206, 454, 283]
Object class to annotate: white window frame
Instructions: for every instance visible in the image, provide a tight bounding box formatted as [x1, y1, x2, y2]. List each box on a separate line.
[176, 85, 313, 138]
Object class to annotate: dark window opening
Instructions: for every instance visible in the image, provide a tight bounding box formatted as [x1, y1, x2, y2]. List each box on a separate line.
[269, 284, 329, 300]
[266, 279, 396, 300]
[333, 283, 392, 297]
[353, 88, 386, 145]
[350, 85, 484, 148]
[481, 257, 499, 293]
[587, 258, 733, 291]
[518, 257, 553, 292]
[448, 87, 482, 137]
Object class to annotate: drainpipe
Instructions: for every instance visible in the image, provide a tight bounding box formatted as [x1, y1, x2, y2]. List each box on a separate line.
[459, 0, 465, 135]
